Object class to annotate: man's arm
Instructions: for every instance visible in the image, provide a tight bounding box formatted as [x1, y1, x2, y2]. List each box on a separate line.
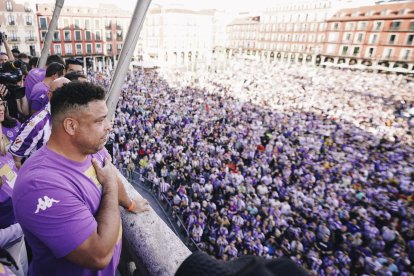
[9, 113, 47, 164]
[16, 96, 29, 117]
[65, 157, 120, 270]
[2, 36, 14, 61]
[116, 170, 149, 214]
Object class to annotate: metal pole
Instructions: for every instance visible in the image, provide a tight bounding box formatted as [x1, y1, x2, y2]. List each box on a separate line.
[38, 0, 65, 68]
[106, 0, 152, 120]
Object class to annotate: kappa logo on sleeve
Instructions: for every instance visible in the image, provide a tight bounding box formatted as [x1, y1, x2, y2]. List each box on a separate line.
[34, 196, 60, 214]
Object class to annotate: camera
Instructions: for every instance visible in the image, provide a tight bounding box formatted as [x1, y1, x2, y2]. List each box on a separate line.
[0, 60, 26, 100]
[0, 32, 6, 45]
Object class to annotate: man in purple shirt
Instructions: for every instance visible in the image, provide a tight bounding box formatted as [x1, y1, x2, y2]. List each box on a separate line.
[13, 82, 149, 275]
[29, 62, 65, 115]
[24, 55, 64, 101]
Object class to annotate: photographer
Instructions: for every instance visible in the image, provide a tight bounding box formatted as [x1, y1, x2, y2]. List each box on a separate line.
[0, 33, 15, 67]
[0, 61, 29, 120]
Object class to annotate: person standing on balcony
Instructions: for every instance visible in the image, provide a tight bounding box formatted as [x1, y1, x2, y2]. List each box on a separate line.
[29, 62, 65, 115]
[12, 82, 149, 275]
[24, 55, 64, 111]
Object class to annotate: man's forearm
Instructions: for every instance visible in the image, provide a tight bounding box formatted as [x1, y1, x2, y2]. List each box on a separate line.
[116, 172, 131, 208]
[95, 183, 120, 256]
[3, 41, 14, 61]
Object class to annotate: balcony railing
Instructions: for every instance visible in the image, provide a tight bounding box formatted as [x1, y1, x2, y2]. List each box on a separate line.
[25, 37, 36, 42]
[26, 21, 32, 25]
[8, 21, 15, 26]
[117, 171, 191, 276]
[9, 37, 20, 42]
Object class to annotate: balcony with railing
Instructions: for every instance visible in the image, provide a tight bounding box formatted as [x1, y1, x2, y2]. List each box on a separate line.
[116, 171, 191, 276]
[25, 37, 37, 42]
[9, 37, 20, 42]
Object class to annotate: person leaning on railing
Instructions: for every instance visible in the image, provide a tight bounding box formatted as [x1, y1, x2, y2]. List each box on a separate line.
[12, 82, 149, 275]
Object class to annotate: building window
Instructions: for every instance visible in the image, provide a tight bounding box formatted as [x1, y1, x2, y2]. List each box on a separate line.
[40, 31, 47, 42]
[341, 46, 348, 55]
[84, 19, 90, 30]
[116, 31, 123, 41]
[374, 21, 383, 31]
[54, 44, 61, 55]
[390, 21, 401, 30]
[367, 47, 375, 58]
[24, 4, 32, 12]
[401, 49, 411, 60]
[106, 43, 113, 54]
[95, 31, 101, 41]
[384, 48, 393, 59]
[74, 19, 80, 29]
[64, 31, 71, 41]
[75, 44, 82, 55]
[407, 34, 414, 45]
[105, 19, 112, 28]
[388, 34, 397, 45]
[345, 22, 354, 31]
[356, 33, 364, 43]
[86, 43, 92, 54]
[26, 31, 35, 41]
[96, 43, 102, 54]
[353, 46, 360, 56]
[410, 21, 414, 31]
[53, 31, 60, 41]
[39, 17, 47, 29]
[65, 43, 72, 54]
[8, 15, 15, 25]
[26, 16, 33, 25]
[75, 30, 81, 41]
[9, 31, 17, 41]
[358, 21, 367, 30]
[369, 34, 378, 44]
[6, 1, 13, 11]
[106, 31, 112, 41]
[85, 31, 92, 41]
[332, 22, 339, 30]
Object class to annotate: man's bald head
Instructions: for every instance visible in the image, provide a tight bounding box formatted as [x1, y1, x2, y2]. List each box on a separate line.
[48, 77, 70, 99]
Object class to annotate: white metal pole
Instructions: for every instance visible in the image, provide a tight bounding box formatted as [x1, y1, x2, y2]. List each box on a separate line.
[106, 0, 152, 120]
[38, 0, 65, 68]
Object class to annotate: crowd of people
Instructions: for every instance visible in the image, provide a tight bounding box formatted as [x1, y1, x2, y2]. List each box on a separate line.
[112, 60, 413, 275]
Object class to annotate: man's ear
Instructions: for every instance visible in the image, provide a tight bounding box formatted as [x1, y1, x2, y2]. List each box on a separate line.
[63, 117, 78, 136]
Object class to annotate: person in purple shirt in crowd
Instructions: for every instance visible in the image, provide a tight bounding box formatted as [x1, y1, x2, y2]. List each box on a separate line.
[24, 54, 64, 102]
[29, 62, 65, 115]
[13, 82, 149, 276]
[9, 77, 70, 169]
[0, 98, 27, 276]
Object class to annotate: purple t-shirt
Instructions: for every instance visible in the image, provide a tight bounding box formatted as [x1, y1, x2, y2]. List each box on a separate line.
[30, 81, 49, 112]
[13, 146, 122, 276]
[0, 124, 20, 229]
[25, 68, 46, 100]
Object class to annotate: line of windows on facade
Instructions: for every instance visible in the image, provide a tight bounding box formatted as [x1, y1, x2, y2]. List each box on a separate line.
[39, 17, 125, 31]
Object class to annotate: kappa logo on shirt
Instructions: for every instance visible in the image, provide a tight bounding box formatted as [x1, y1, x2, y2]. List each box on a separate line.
[34, 196, 60, 214]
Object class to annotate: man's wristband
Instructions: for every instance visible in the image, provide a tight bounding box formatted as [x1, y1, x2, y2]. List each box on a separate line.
[127, 199, 136, 212]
